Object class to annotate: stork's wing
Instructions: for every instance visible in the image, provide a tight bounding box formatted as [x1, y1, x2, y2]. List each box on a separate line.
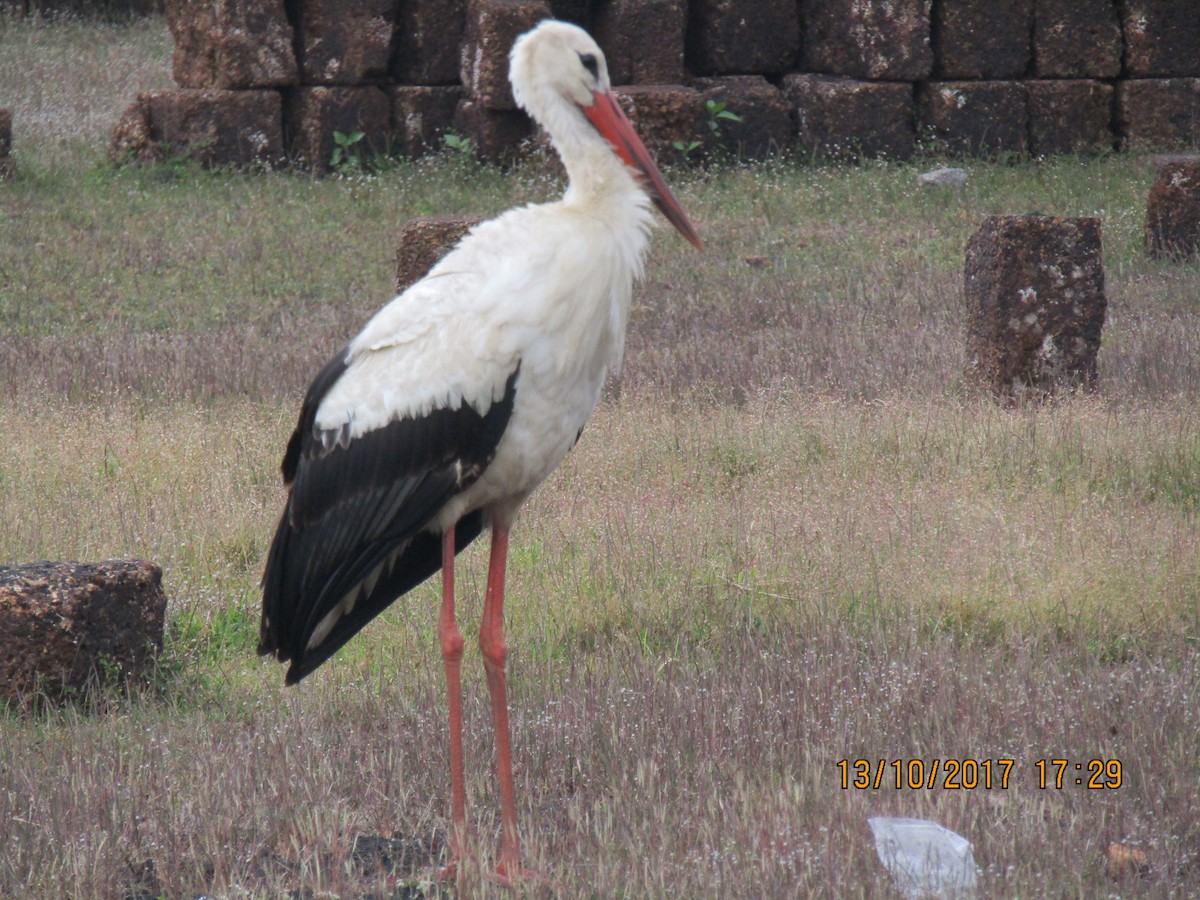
[259, 349, 519, 684]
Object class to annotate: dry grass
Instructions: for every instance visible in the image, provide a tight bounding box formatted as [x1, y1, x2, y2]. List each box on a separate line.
[3, 151, 1197, 407]
[0, 11, 173, 169]
[2, 13, 1199, 900]
[6, 616, 1195, 898]
[2, 394, 1197, 897]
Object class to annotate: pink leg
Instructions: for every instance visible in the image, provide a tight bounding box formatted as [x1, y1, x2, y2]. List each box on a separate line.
[438, 525, 467, 880]
[478, 522, 531, 885]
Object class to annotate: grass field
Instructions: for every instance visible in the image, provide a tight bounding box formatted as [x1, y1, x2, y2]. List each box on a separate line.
[2, 12, 1199, 899]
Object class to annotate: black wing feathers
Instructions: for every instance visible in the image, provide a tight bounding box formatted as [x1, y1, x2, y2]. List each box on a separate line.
[259, 356, 520, 684]
[282, 347, 350, 485]
[279, 511, 484, 684]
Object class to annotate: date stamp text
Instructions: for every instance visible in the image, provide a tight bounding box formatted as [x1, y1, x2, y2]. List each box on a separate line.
[836, 758, 1123, 790]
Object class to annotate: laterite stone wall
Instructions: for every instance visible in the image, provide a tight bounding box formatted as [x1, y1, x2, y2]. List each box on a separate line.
[107, 0, 1200, 170]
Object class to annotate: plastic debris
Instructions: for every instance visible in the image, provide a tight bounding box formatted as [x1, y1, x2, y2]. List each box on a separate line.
[868, 816, 978, 898]
[917, 167, 968, 188]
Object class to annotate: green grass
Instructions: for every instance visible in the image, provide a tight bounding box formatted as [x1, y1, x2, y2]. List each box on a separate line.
[2, 12, 1199, 899]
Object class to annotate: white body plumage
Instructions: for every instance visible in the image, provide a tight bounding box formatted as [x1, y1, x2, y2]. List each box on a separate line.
[315, 97, 654, 532]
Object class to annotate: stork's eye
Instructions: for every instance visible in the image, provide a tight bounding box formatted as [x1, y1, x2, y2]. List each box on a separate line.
[578, 52, 599, 79]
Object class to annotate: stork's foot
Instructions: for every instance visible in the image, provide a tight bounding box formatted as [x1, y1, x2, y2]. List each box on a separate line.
[434, 833, 465, 883]
[489, 856, 558, 891]
[435, 855, 553, 891]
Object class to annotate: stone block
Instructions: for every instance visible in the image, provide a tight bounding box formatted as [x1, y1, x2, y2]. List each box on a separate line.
[461, 0, 551, 111]
[391, 0, 466, 85]
[934, 0, 1031, 78]
[592, 0, 685, 85]
[453, 98, 533, 163]
[286, 86, 391, 173]
[1144, 155, 1200, 260]
[1027, 80, 1113, 156]
[292, 0, 397, 85]
[1117, 79, 1200, 150]
[110, 0, 165, 14]
[686, 0, 801, 76]
[390, 86, 462, 158]
[1123, 1, 1200, 77]
[395, 215, 486, 292]
[547, 0, 590, 26]
[110, 89, 285, 168]
[1032, 0, 1122, 78]
[802, 0, 932, 81]
[695, 76, 792, 159]
[919, 81, 1028, 157]
[782, 74, 915, 161]
[965, 216, 1106, 402]
[111, 97, 159, 164]
[613, 85, 703, 165]
[165, 0, 297, 89]
[0, 560, 168, 706]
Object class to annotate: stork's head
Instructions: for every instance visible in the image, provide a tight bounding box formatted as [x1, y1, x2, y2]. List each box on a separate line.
[510, 20, 612, 111]
[510, 20, 703, 250]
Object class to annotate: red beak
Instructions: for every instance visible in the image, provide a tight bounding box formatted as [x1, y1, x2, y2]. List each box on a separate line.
[582, 90, 704, 251]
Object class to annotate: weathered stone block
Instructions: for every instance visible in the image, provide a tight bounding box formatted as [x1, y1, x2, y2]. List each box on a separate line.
[1028, 80, 1113, 156]
[1145, 155, 1200, 260]
[165, 0, 297, 89]
[0, 560, 167, 706]
[935, 0, 1031, 78]
[111, 97, 158, 164]
[395, 215, 485, 292]
[390, 86, 462, 158]
[547, 0, 590, 26]
[1032, 0, 1122, 78]
[965, 216, 1106, 401]
[0, 107, 12, 179]
[453, 98, 533, 163]
[461, 0, 551, 111]
[695, 76, 792, 159]
[0, 105, 10, 178]
[391, 0, 466, 84]
[802, 0, 932, 80]
[592, 0, 685, 85]
[110, 89, 285, 168]
[613, 85, 703, 164]
[1117, 79, 1200, 150]
[919, 81, 1028, 157]
[783, 74, 915, 161]
[112, 0, 165, 14]
[286, 86, 391, 173]
[686, 0, 800, 76]
[1123, 1, 1200, 77]
[293, 0, 397, 85]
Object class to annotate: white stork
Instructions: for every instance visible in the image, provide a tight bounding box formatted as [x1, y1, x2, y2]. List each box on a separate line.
[258, 19, 702, 885]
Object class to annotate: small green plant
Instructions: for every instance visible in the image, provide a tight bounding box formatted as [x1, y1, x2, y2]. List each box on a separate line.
[673, 100, 742, 158]
[443, 131, 473, 154]
[704, 99, 742, 138]
[330, 129, 366, 174]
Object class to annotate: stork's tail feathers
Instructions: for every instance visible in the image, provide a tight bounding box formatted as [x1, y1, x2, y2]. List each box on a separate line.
[259, 510, 485, 684]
